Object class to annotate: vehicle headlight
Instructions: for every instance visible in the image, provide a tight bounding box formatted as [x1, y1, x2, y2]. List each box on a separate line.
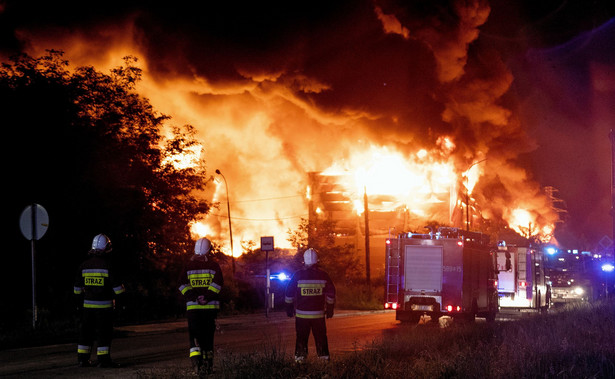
[573, 287, 584, 296]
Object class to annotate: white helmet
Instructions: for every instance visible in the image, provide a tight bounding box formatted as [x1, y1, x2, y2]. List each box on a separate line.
[91, 234, 112, 253]
[195, 237, 212, 256]
[303, 248, 318, 267]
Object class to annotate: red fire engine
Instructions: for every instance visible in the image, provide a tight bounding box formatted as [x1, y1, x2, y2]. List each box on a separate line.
[385, 227, 499, 323]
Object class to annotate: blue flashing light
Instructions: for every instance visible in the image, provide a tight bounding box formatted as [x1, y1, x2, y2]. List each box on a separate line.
[546, 247, 557, 255]
[602, 263, 615, 273]
[270, 272, 289, 281]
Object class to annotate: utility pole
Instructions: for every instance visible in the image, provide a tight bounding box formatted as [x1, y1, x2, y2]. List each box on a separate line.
[464, 159, 487, 231]
[364, 186, 371, 286]
[610, 130, 615, 261]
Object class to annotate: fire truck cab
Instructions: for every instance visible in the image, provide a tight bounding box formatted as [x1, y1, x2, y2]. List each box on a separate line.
[385, 227, 499, 323]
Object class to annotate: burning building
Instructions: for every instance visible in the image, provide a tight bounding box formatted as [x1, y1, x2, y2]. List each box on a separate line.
[306, 142, 471, 277]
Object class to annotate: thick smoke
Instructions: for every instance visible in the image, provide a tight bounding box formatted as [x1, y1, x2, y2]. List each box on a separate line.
[5, 0, 607, 248]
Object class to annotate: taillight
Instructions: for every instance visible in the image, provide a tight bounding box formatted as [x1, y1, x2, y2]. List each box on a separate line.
[384, 303, 389, 309]
[446, 305, 461, 312]
[447, 305, 453, 312]
[519, 281, 526, 287]
[384, 302, 398, 310]
[392, 302, 398, 310]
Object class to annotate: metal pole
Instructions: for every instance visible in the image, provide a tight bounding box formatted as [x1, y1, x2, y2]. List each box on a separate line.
[30, 205, 37, 329]
[464, 159, 487, 232]
[266, 250, 270, 317]
[216, 169, 235, 275]
[610, 130, 615, 263]
[364, 187, 371, 286]
[466, 182, 469, 231]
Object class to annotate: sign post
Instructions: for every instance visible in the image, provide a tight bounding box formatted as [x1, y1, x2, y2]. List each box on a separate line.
[260, 236, 274, 317]
[19, 204, 49, 329]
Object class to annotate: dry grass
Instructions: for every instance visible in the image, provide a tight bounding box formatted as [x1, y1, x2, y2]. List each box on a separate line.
[200, 300, 615, 379]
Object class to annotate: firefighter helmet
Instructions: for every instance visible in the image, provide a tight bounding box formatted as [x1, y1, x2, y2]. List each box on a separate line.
[195, 237, 212, 256]
[303, 248, 319, 266]
[91, 234, 112, 253]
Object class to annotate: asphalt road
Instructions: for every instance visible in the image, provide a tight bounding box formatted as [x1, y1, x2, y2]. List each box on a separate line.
[0, 310, 398, 378]
[0, 308, 535, 378]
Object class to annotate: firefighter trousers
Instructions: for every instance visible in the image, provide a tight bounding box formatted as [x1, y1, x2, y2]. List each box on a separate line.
[77, 307, 114, 364]
[295, 317, 330, 359]
[187, 310, 217, 368]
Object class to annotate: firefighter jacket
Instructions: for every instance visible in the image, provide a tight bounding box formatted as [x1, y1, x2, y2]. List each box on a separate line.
[179, 255, 224, 311]
[285, 265, 336, 319]
[73, 253, 125, 309]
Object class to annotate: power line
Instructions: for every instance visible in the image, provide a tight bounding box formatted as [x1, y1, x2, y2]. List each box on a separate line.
[209, 213, 308, 221]
[223, 195, 304, 204]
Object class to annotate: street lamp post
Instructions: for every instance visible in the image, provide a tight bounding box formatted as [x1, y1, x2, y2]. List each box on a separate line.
[216, 169, 235, 275]
[463, 159, 487, 231]
[364, 186, 371, 287]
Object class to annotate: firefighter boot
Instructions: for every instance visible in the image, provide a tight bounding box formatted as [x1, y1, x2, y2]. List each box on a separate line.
[202, 358, 214, 375]
[199, 351, 214, 375]
[77, 353, 92, 367]
[191, 356, 203, 375]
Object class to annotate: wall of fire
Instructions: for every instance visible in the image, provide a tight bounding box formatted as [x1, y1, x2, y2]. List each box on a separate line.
[307, 172, 460, 278]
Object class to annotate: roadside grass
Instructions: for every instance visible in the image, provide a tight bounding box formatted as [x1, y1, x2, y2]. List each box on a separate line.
[336, 283, 384, 310]
[4, 296, 614, 378]
[200, 300, 615, 379]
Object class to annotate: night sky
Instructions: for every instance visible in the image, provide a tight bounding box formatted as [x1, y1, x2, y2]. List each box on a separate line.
[2, 0, 615, 249]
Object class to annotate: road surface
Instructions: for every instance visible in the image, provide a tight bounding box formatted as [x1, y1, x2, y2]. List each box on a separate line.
[0, 308, 536, 377]
[0, 310, 398, 377]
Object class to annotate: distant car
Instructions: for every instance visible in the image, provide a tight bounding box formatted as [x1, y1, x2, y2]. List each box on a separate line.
[550, 283, 591, 306]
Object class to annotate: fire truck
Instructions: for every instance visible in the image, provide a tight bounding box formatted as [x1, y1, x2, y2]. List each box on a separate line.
[495, 242, 550, 311]
[384, 227, 499, 323]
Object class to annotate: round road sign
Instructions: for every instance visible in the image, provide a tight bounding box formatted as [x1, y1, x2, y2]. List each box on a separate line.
[19, 204, 49, 241]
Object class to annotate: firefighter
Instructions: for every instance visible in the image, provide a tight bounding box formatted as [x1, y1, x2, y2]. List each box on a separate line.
[285, 248, 336, 362]
[73, 233, 125, 368]
[178, 237, 224, 375]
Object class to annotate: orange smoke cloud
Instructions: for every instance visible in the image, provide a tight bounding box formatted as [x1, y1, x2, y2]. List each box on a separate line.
[4, 1, 561, 253]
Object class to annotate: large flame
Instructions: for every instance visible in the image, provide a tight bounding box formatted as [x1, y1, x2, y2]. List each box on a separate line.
[5, 2, 562, 253]
[321, 144, 456, 218]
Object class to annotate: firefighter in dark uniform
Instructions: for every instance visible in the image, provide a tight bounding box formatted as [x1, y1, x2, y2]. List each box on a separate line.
[73, 233, 125, 368]
[178, 237, 224, 375]
[285, 248, 336, 362]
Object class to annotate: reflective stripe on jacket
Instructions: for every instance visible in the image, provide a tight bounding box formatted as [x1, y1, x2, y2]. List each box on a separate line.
[285, 265, 335, 319]
[178, 255, 224, 312]
[74, 254, 124, 308]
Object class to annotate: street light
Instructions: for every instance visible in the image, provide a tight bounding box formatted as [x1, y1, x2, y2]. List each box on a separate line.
[463, 159, 487, 231]
[216, 169, 235, 275]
